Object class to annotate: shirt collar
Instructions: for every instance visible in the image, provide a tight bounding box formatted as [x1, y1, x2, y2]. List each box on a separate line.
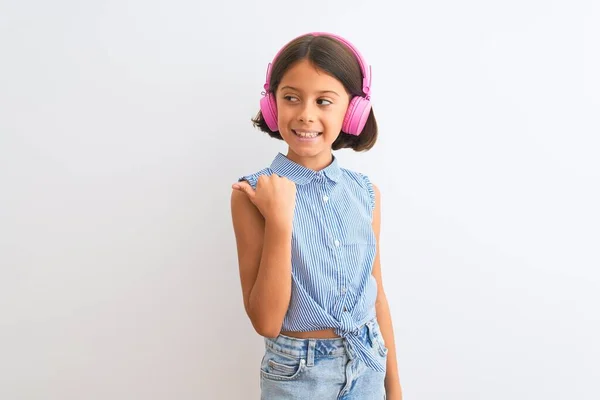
[270, 152, 342, 185]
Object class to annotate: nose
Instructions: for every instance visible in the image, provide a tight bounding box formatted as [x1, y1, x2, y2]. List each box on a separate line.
[297, 101, 316, 123]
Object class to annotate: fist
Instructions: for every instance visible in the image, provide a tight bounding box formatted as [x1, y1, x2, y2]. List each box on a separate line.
[232, 175, 297, 225]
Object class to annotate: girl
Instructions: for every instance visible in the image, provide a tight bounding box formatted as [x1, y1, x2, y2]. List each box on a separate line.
[231, 32, 402, 399]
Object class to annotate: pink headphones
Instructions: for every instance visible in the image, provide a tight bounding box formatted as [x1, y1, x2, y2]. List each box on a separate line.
[260, 32, 373, 136]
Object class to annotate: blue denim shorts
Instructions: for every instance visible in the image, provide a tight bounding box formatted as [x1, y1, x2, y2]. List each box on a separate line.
[259, 318, 388, 399]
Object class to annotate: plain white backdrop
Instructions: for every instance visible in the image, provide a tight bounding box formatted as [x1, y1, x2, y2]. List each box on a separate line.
[1, 0, 598, 399]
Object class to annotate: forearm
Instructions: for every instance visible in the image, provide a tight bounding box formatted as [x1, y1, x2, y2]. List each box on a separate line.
[248, 219, 293, 337]
[376, 293, 402, 398]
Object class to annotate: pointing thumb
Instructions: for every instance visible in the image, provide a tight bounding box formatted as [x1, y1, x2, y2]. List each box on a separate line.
[232, 180, 255, 200]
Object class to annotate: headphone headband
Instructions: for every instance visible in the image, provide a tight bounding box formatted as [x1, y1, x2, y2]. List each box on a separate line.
[263, 32, 372, 99]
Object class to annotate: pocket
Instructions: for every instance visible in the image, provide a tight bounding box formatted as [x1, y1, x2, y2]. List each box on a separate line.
[260, 347, 306, 382]
[333, 198, 377, 246]
[371, 323, 389, 358]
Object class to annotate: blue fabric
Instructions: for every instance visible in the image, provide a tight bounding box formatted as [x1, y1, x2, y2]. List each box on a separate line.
[239, 152, 384, 372]
[260, 317, 388, 398]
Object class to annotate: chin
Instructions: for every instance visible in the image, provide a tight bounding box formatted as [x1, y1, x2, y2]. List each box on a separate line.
[286, 145, 319, 157]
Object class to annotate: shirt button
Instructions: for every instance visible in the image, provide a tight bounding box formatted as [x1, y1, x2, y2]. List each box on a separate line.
[323, 195, 329, 202]
[334, 239, 340, 247]
[341, 287, 347, 294]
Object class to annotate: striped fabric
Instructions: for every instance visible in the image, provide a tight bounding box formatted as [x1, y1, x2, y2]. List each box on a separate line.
[239, 152, 384, 372]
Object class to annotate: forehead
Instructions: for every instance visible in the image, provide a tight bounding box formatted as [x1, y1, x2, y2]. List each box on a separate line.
[278, 59, 345, 92]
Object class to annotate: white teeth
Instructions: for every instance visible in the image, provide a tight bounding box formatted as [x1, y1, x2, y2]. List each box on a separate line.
[294, 130, 319, 138]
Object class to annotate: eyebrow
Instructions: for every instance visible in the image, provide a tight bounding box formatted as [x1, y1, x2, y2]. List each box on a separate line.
[280, 86, 340, 97]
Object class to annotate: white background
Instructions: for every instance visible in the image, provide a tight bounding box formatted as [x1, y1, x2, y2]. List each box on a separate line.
[1, 0, 598, 399]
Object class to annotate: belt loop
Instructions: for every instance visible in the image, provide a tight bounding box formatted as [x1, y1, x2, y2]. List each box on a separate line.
[307, 339, 316, 367]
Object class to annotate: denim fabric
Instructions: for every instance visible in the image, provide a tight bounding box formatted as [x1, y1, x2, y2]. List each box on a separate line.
[259, 318, 388, 399]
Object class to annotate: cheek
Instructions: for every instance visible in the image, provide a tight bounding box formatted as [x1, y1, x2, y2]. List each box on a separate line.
[325, 108, 347, 129]
[276, 104, 293, 123]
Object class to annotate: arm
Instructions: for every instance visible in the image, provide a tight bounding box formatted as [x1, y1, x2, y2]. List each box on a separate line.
[230, 189, 292, 338]
[371, 184, 403, 399]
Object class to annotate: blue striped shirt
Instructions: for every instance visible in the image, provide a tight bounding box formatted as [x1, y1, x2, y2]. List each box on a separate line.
[239, 152, 384, 372]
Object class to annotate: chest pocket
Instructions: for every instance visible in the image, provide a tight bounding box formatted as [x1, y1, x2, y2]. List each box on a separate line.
[290, 182, 376, 251]
[330, 187, 376, 246]
[334, 209, 376, 245]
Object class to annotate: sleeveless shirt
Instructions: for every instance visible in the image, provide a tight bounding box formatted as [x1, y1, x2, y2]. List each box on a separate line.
[239, 152, 384, 372]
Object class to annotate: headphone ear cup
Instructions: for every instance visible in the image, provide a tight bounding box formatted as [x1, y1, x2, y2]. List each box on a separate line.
[260, 93, 279, 132]
[342, 96, 372, 136]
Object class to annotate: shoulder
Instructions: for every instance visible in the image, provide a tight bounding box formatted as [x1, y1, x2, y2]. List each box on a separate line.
[231, 165, 268, 227]
[340, 167, 378, 210]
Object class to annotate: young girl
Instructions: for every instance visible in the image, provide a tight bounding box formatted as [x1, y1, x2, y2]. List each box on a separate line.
[231, 32, 402, 399]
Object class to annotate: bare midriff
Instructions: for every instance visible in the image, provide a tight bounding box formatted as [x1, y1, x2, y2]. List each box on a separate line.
[280, 328, 340, 339]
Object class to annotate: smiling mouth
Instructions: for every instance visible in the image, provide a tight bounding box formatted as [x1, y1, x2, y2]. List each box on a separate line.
[292, 129, 322, 138]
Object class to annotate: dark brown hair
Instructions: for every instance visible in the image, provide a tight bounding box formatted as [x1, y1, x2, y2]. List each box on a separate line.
[251, 34, 378, 151]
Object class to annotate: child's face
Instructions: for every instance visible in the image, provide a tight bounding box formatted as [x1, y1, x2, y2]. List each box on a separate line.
[275, 59, 350, 164]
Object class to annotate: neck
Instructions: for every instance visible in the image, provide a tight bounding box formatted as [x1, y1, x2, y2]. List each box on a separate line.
[286, 149, 333, 171]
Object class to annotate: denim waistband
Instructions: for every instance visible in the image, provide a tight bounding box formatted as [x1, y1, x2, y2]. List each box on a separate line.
[264, 318, 379, 361]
